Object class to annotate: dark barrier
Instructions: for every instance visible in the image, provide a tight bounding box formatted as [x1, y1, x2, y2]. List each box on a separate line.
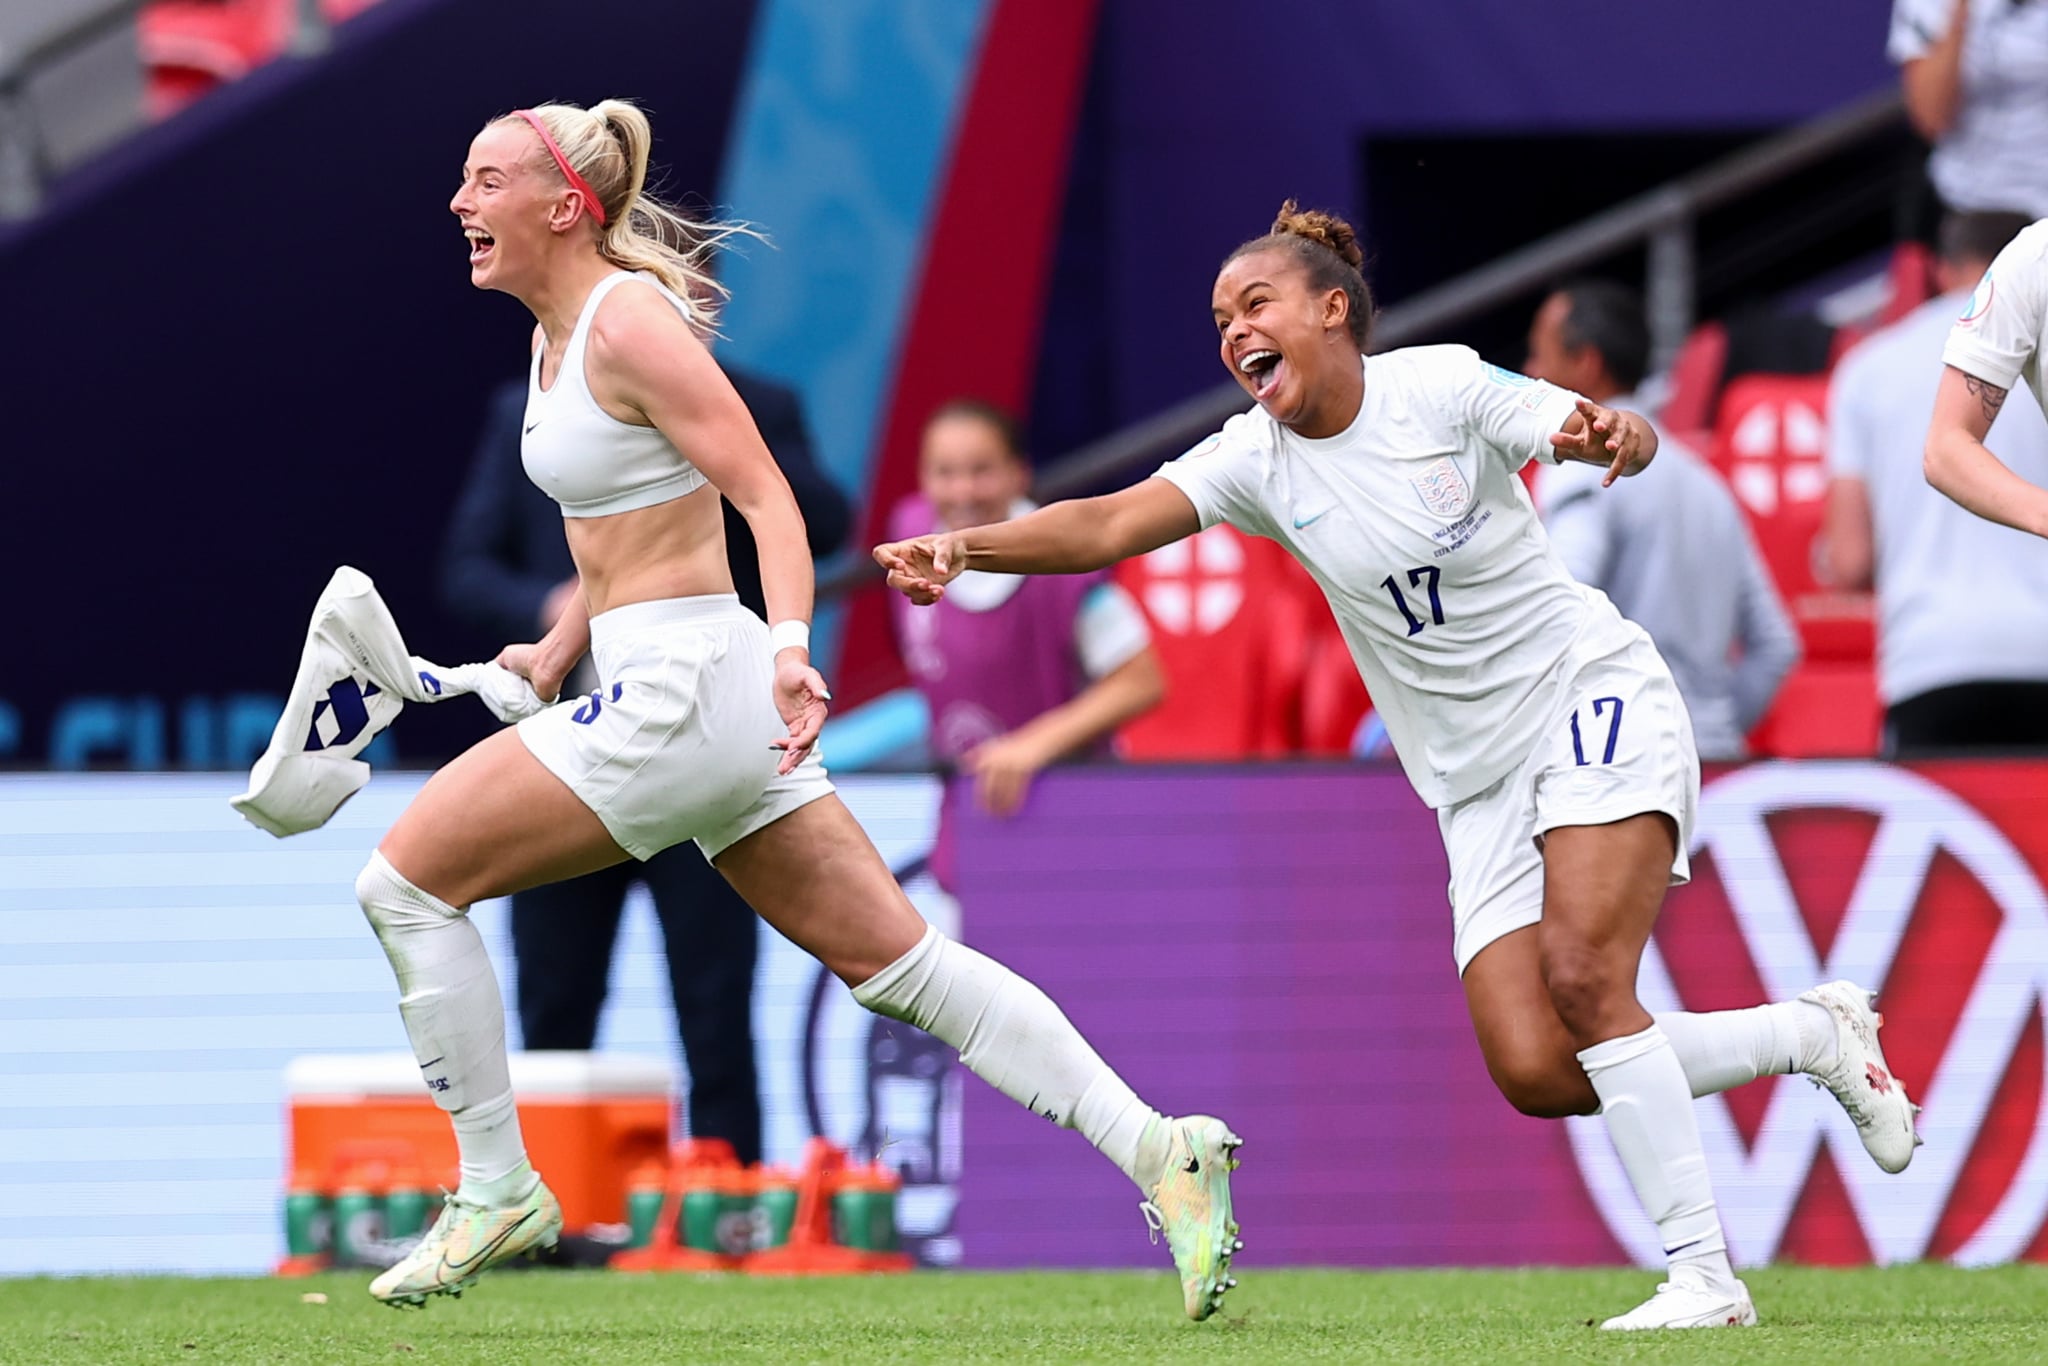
[953, 761, 2048, 1268]
[0, 0, 755, 769]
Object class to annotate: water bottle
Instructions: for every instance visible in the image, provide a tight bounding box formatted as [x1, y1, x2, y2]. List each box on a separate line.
[755, 1170, 799, 1250]
[382, 1172, 431, 1241]
[832, 1172, 899, 1254]
[624, 1166, 667, 1249]
[283, 1173, 332, 1259]
[330, 1175, 385, 1268]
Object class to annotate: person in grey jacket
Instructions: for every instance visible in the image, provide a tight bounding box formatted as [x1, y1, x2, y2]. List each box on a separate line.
[1526, 281, 1801, 760]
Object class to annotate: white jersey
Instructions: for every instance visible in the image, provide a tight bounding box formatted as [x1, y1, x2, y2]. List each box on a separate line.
[1836, 290, 2048, 702]
[523, 271, 709, 518]
[1155, 345, 1645, 807]
[1944, 219, 2048, 417]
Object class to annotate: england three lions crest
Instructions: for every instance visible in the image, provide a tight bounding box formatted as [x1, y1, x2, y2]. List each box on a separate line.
[1411, 457, 1472, 518]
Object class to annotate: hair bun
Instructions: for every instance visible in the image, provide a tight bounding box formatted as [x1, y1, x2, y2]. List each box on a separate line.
[1271, 198, 1364, 271]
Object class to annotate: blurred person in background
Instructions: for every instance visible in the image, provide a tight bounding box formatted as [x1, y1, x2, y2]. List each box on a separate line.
[441, 336, 850, 1167]
[886, 400, 1163, 880]
[1525, 281, 1800, 761]
[1827, 209, 2048, 753]
[1892, 0, 2048, 221]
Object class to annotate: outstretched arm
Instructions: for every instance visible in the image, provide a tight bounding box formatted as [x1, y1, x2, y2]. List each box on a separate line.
[1924, 365, 2048, 537]
[874, 477, 1201, 603]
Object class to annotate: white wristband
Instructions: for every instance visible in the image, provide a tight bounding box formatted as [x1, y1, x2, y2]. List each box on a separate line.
[769, 619, 811, 655]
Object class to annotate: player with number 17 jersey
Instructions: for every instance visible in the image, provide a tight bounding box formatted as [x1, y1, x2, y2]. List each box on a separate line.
[877, 200, 1923, 1332]
[1156, 344, 1645, 811]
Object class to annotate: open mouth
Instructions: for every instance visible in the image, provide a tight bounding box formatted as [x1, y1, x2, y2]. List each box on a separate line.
[464, 226, 497, 265]
[1237, 349, 1284, 402]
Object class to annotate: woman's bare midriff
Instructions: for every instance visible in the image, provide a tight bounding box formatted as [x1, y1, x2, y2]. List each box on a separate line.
[563, 482, 737, 617]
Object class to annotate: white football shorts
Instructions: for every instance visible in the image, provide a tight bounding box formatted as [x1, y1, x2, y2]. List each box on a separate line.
[517, 595, 832, 862]
[1437, 632, 1699, 974]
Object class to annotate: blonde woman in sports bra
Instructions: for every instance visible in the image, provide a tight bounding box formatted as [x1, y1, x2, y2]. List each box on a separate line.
[352, 99, 1241, 1321]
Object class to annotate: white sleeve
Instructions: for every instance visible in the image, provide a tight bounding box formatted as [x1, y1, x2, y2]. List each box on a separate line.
[1445, 345, 1584, 469]
[1073, 582, 1151, 679]
[1151, 414, 1271, 533]
[1887, 0, 1944, 64]
[1944, 225, 2048, 391]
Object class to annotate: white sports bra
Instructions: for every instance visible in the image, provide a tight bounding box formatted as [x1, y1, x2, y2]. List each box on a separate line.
[522, 271, 709, 518]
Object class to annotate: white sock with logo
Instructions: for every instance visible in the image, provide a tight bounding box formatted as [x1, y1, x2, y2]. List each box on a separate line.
[1578, 1024, 1736, 1290]
[852, 925, 1172, 1191]
[1656, 1001, 1838, 1097]
[356, 852, 535, 1206]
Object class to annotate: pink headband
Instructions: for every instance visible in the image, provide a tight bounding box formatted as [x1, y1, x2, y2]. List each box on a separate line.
[510, 109, 607, 226]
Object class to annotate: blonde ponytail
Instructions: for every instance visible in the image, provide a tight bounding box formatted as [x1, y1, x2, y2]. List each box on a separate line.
[499, 99, 759, 331]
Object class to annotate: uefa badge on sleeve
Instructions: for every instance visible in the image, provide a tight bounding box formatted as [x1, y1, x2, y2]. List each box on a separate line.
[1957, 274, 1994, 332]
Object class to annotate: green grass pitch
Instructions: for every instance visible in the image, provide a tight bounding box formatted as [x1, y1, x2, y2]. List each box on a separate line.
[6, 1265, 2045, 1364]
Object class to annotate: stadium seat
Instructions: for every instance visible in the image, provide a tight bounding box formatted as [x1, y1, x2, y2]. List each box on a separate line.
[1708, 374, 1875, 665]
[141, 0, 381, 118]
[1657, 320, 1729, 433]
[1829, 240, 1939, 364]
[140, 1, 292, 117]
[1298, 612, 1371, 756]
[1115, 525, 1321, 758]
[1747, 661, 1882, 758]
[1710, 373, 1882, 758]
[1879, 239, 1938, 327]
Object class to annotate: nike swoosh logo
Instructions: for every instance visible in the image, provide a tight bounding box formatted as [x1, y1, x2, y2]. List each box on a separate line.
[523, 421, 541, 434]
[1293, 509, 1333, 530]
[441, 1209, 537, 1275]
[418, 1057, 445, 1070]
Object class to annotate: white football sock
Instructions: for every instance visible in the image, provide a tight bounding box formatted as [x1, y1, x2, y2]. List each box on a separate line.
[356, 852, 532, 1203]
[1578, 1024, 1734, 1288]
[1656, 1001, 1838, 1097]
[853, 925, 1171, 1191]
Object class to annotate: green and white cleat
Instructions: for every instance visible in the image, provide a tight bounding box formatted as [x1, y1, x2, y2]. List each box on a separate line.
[368, 1180, 562, 1308]
[1139, 1115, 1243, 1321]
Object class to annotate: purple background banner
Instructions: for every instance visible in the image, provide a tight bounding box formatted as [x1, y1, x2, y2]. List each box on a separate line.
[950, 765, 1627, 1268]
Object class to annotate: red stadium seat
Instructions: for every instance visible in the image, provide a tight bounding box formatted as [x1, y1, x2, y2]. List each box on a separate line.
[1298, 612, 1371, 756]
[1711, 374, 1882, 758]
[141, 0, 381, 118]
[1830, 241, 1939, 364]
[1748, 662, 1882, 758]
[1879, 240, 1938, 327]
[1115, 526, 1322, 759]
[141, 1, 293, 118]
[1708, 374, 1875, 664]
[1658, 321, 1729, 433]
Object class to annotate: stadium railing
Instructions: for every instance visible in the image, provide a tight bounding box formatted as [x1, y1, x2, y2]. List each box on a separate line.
[816, 87, 1908, 609]
[814, 87, 1912, 767]
[0, 0, 148, 220]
